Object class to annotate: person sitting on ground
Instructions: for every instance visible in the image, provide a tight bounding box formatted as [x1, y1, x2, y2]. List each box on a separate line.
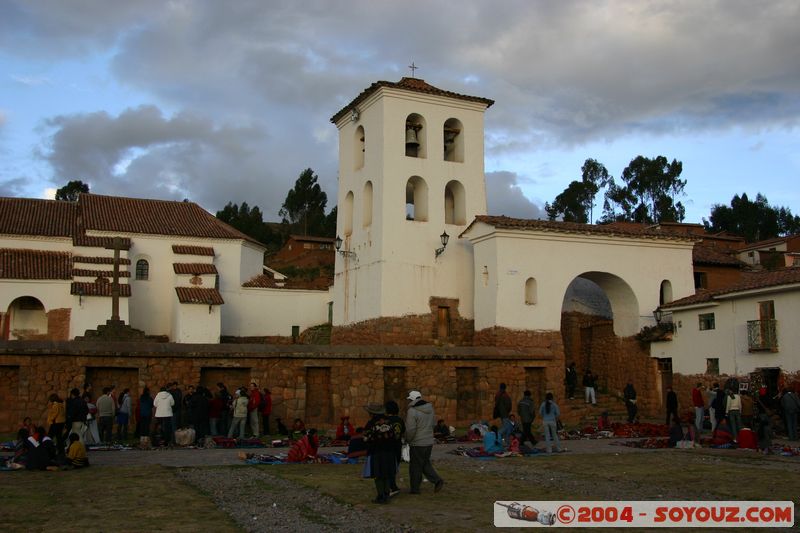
[66, 433, 89, 468]
[20, 417, 36, 437]
[346, 427, 368, 458]
[25, 427, 51, 470]
[668, 416, 684, 448]
[286, 429, 319, 463]
[597, 411, 611, 431]
[290, 418, 306, 440]
[433, 419, 450, 440]
[483, 425, 505, 454]
[38, 426, 59, 467]
[7, 428, 31, 469]
[335, 415, 355, 442]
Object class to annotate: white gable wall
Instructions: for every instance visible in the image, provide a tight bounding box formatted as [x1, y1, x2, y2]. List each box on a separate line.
[467, 223, 696, 336]
[651, 287, 800, 375]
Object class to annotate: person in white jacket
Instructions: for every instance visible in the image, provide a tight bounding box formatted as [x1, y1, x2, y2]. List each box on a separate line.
[153, 386, 175, 446]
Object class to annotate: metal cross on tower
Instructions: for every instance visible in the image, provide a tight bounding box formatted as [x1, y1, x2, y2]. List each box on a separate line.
[408, 62, 419, 78]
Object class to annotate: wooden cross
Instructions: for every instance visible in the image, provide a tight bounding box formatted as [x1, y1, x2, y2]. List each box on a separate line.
[105, 236, 125, 322]
[408, 62, 418, 78]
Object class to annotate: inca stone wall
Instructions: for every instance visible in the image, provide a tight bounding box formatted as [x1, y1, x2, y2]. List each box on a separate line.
[0, 342, 562, 434]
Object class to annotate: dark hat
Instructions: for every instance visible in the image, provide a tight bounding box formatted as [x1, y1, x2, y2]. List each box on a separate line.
[364, 403, 385, 415]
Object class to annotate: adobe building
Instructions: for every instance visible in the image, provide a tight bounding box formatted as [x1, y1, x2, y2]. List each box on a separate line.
[1, 77, 706, 433]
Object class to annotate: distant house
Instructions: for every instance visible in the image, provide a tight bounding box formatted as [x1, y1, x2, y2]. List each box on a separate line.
[738, 234, 800, 269]
[652, 268, 800, 378]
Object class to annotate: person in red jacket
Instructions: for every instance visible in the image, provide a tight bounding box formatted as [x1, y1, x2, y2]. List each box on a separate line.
[691, 383, 706, 433]
[247, 382, 261, 438]
[336, 415, 355, 441]
[260, 388, 272, 436]
[286, 429, 319, 462]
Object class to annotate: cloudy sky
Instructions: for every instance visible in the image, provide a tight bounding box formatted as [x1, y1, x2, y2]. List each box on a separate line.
[1, 0, 798, 223]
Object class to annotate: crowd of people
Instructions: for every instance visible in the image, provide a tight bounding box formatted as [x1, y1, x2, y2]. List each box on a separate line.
[10, 381, 276, 453]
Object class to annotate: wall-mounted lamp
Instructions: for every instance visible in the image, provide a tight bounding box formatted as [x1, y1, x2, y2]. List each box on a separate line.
[207, 298, 214, 314]
[77, 286, 85, 307]
[435, 231, 450, 259]
[335, 235, 357, 259]
[653, 308, 663, 323]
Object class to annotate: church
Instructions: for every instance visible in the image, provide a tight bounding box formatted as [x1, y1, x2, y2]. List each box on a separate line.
[1, 76, 794, 433]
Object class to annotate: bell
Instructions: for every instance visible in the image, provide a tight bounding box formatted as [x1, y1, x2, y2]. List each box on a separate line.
[405, 127, 419, 147]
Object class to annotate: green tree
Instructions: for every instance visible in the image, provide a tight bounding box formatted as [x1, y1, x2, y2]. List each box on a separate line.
[703, 193, 800, 242]
[55, 180, 90, 201]
[279, 168, 329, 236]
[601, 156, 686, 223]
[215, 201, 276, 246]
[546, 159, 611, 223]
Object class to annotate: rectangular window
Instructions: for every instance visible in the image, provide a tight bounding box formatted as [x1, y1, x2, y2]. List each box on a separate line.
[706, 358, 719, 375]
[698, 313, 715, 331]
[693, 272, 708, 290]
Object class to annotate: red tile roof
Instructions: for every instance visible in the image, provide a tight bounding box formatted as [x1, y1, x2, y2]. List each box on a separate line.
[0, 249, 72, 280]
[73, 234, 132, 249]
[693, 243, 744, 266]
[175, 287, 224, 305]
[0, 198, 75, 237]
[74, 256, 131, 265]
[288, 235, 335, 244]
[331, 77, 494, 123]
[80, 194, 262, 245]
[173, 263, 218, 275]
[72, 269, 130, 278]
[663, 268, 800, 308]
[172, 245, 216, 256]
[461, 215, 698, 242]
[242, 273, 331, 290]
[71, 281, 131, 297]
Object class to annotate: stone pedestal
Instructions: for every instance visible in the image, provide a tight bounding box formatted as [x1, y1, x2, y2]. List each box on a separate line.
[75, 319, 147, 342]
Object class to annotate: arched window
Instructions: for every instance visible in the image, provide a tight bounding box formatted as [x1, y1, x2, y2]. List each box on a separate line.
[404, 113, 426, 158]
[405, 176, 429, 221]
[443, 118, 464, 162]
[444, 180, 466, 225]
[362, 181, 373, 227]
[660, 280, 673, 305]
[6, 296, 47, 340]
[343, 191, 354, 236]
[354, 125, 365, 170]
[135, 259, 149, 281]
[525, 277, 538, 305]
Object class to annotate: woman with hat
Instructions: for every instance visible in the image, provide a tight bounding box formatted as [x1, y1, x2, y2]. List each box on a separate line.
[363, 402, 400, 504]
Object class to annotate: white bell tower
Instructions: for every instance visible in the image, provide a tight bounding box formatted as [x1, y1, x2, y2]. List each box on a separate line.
[329, 77, 493, 326]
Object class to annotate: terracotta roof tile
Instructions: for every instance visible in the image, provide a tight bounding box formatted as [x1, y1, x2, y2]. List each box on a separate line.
[73, 256, 131, 265]
[172, 245, 215, 256]
[72, 269, 130, 278]
[73, 234, 132, 249]
[693, 243, 744, 266]
[173, 263, 218, 275]
[175, 287, 224, 305]
[461, 215, 698, 241]
[663, 268, 800, 308]
[71, 281, 131, 297]
[288, 235, 336, 244]
[242, 273, 331, 290]
[0, 198, 75, 237]
[0, 249, 72, 280]
[331, 77, 494, 123]
[79, 194, 262, 246]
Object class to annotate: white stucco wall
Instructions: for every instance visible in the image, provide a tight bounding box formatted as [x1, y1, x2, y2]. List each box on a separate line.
[332, 87, 489, 326]
[172, 303, 221, 343]
[225, 287, 331, 337]
[651, 286, 800, 375]
[465, 223, 696, 336]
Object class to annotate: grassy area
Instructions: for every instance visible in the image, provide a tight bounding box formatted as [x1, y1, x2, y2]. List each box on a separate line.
[270, 451, 800, 532]
[0, 465, 239, 533]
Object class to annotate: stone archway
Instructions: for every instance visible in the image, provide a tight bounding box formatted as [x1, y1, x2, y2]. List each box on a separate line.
[5, 296, 47, 340]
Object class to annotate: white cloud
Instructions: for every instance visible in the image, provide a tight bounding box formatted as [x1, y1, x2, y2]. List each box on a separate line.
[11, 74, 51, 86]
[486, 171, 545, 219]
